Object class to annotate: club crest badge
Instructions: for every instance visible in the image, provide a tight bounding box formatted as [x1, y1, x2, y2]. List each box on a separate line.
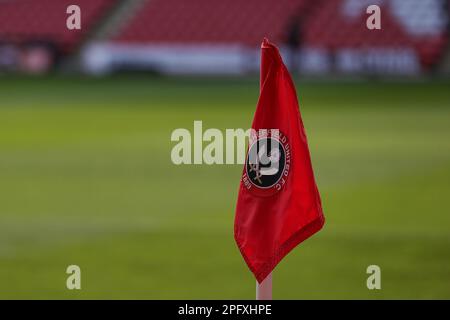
[242, 129, 291, 196]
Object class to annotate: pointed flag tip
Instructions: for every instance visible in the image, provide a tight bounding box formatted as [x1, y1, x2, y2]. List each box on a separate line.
[261, 37, 271, 48]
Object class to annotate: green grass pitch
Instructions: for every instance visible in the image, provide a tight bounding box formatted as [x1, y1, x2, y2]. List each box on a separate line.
[0, 76, 449, 299]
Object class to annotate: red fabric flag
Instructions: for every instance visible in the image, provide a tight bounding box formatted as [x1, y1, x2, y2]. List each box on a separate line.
[234, 38, 325, 283]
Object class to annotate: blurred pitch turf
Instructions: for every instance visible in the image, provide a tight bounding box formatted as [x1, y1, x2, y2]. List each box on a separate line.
[0, 76, 449, 299]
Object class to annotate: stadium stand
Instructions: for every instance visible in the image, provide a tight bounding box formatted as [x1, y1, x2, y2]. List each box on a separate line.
[114, 0, 312, 46]
[0, 0, 117, 54]
[304, 0, 449, 71]
[104, 0, 449, 74]
[0, 0, 448, 74]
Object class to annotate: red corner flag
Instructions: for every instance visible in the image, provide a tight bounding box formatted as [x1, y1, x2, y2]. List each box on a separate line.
[234, 38, 325, 283]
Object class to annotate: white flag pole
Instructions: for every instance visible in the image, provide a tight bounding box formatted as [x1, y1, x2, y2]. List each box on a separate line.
[256, 272, 272, 300]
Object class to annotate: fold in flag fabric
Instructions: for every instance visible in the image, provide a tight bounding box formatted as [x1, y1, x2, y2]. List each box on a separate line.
[234, 38, 325, 283]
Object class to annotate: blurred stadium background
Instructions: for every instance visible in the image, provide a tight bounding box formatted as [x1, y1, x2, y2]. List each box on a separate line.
[1, 0, 450, 75]
[0, 0, 449, 299]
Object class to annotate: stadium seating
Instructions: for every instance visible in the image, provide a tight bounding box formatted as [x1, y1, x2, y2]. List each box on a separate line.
[0, 0, 447, 73]
[0, 0, 117, 53]
[303, 0, 449, 69]
[113, 0, 449, 71]
[114, 0, 312, 46]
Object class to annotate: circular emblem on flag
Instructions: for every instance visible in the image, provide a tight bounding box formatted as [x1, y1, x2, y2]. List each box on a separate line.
[243, 130, 291, 197]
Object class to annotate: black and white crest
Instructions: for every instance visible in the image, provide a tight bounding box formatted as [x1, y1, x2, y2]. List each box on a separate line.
[243, 130, 291, 196]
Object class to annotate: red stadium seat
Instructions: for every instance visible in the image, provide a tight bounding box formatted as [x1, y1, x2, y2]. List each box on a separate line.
[0, 0, 117, 54]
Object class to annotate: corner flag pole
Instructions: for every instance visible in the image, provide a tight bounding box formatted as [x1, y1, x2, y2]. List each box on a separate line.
[256, 272, 272, 300]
